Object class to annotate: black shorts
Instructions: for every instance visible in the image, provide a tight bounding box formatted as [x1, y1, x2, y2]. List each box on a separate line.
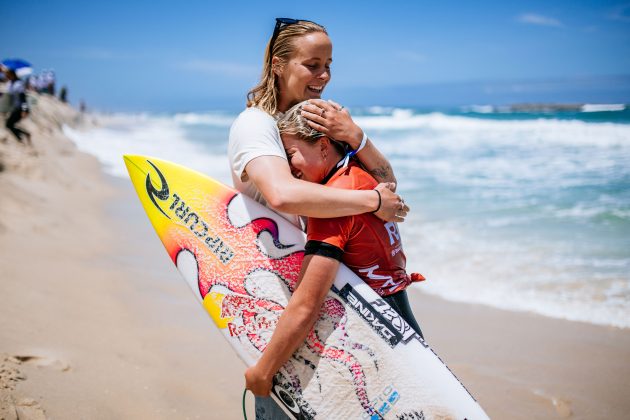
[382, 289, 424, 339]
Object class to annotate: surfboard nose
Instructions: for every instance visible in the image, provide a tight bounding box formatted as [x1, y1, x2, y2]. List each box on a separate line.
[123, 154, 142, 167]
[123, 154, 149, 176]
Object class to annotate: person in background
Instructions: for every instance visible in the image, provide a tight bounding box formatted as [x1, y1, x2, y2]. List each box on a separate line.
[43, 69, 55, 95]
[2, 68, 31, 145]
[244, 100, 425, 399]
[59, 85, 67, 103]
[36, 73, 46, 93]
[228, 18, 409, 419]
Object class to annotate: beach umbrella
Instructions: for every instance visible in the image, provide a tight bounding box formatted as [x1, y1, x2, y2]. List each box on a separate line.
[1, 58, 33, 78]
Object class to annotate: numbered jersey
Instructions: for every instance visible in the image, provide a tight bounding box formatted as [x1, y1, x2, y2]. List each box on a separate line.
[306, 162, 413, 297]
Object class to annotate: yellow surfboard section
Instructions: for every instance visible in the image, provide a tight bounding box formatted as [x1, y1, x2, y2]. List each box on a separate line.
[123, 155, 296, 333]
[124, 155, 236, 255]
[203, 291, 233, 329]
[123, 155, 240, 327]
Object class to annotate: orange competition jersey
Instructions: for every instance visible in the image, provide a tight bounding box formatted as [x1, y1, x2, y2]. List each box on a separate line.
[306, 162, 422, 297]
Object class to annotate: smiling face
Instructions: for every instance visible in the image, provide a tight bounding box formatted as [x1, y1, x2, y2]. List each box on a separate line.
[281, 133, 332, 183]
[275, 32, 332, 112]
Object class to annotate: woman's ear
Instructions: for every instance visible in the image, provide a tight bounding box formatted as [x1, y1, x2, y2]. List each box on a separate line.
[272, 56, 283, 77]
[320, 137, 330, 158]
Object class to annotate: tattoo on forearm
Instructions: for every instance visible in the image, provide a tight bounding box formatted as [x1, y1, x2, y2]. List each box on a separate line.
[369, 165, 392, 181]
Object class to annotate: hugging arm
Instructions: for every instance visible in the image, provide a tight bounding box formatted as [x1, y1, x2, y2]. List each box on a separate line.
[246, 155, 407, 222]
[245, 254, 340, 396]
[301, 99, 397, 187]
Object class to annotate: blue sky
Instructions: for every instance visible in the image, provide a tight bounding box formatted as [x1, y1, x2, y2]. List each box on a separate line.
[1, 0, 629, 111]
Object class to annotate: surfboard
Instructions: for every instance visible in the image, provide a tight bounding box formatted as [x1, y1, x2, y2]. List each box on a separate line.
[124, 155, 489, 420]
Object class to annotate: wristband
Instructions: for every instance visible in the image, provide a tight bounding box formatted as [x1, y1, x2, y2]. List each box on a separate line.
[355, 131, 368, 153]
[337, 131, 369, 169]
[371, 189, 382, 214]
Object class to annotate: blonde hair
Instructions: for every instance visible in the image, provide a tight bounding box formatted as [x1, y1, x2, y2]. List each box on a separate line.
[247, 20, 327, 116]
[277, 100, 347, 157]
[277, 100, 325, 143]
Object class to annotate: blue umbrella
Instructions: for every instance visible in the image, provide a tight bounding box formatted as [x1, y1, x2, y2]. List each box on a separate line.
[2, 58, 31, 70]
[1, 58, 33, 78]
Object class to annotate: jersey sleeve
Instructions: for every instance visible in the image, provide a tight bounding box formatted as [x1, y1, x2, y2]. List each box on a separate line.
[228, 108, 287, 182]
[307, 215, 354, 251]
[305, 165, 376, 250]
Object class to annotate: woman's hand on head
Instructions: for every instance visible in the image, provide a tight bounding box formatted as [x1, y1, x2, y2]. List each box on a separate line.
[301, 99, 364, 148]
[374, 182, 410, 223]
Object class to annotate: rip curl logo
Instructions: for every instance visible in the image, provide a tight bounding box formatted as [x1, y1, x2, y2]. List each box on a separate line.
[144, 159, 234, 264]
[146, 160, 171, 219]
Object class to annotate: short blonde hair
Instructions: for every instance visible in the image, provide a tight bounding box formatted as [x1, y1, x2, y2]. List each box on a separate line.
[247, 20, 327, 116]
[277, 101, 347, 158]
[276, 100, 325, 143]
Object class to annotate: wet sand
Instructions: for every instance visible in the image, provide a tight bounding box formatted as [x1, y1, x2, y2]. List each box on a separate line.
[409, 288, 630, 419]
[1, 95, 629, 419]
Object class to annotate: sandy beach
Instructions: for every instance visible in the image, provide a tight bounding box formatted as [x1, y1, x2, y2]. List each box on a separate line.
[1, 95, 629, 419]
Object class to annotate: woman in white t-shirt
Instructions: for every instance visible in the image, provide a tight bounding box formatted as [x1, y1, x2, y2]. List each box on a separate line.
[228, 18, 408, 225]
[228, 18, 409, 419]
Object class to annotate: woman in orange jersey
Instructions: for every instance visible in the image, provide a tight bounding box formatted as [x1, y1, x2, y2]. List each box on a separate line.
[245, 101, 424, 397]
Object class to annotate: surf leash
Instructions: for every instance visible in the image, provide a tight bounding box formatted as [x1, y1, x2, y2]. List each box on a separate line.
[242, 388, 249, 420]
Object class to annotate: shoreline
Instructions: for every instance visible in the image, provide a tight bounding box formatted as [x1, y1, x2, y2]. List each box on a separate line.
[408, 287, 630, 419]
[1, 96, 629, 419]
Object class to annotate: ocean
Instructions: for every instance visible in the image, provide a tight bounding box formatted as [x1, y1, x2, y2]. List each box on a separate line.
[63, 104, 630, 329]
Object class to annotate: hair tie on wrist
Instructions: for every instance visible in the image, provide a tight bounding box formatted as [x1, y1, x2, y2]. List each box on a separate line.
[371, 189, 382, 214]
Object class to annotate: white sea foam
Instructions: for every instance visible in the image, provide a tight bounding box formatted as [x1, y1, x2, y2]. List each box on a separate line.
[172, 112, 235, 126]
[581, 104, 626, 112]
[366, 106, 394, 115]
[364, 113, 630, 200]
[461, 105, 494, 114]
[358, 112, 630, 147]
[63, 113, 232, 184]
[552, 203, 613, 219]
[65, 110, 630, 329]
[402, 215, 630, 328]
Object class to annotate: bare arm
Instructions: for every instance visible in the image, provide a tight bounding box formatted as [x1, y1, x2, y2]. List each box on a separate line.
[350, 136, 396, 185]
[246, 155, 408, 222]
[301, 99, 397, 186]
[245, 254, 340, 396]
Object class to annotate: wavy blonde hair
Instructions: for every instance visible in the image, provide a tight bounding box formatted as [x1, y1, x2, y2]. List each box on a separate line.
[247, 20, 327, 116]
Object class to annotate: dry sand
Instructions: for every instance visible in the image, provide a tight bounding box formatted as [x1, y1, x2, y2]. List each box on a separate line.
[1, 94, 629, 419]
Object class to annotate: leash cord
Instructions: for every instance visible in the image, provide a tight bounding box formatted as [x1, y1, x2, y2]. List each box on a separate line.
[242, 388, 248, 420]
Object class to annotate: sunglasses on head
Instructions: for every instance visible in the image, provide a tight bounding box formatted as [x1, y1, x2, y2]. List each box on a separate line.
[269, 17, 316, 56]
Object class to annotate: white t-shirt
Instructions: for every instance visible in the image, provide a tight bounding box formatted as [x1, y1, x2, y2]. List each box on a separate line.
[228, 107, 301, 227]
